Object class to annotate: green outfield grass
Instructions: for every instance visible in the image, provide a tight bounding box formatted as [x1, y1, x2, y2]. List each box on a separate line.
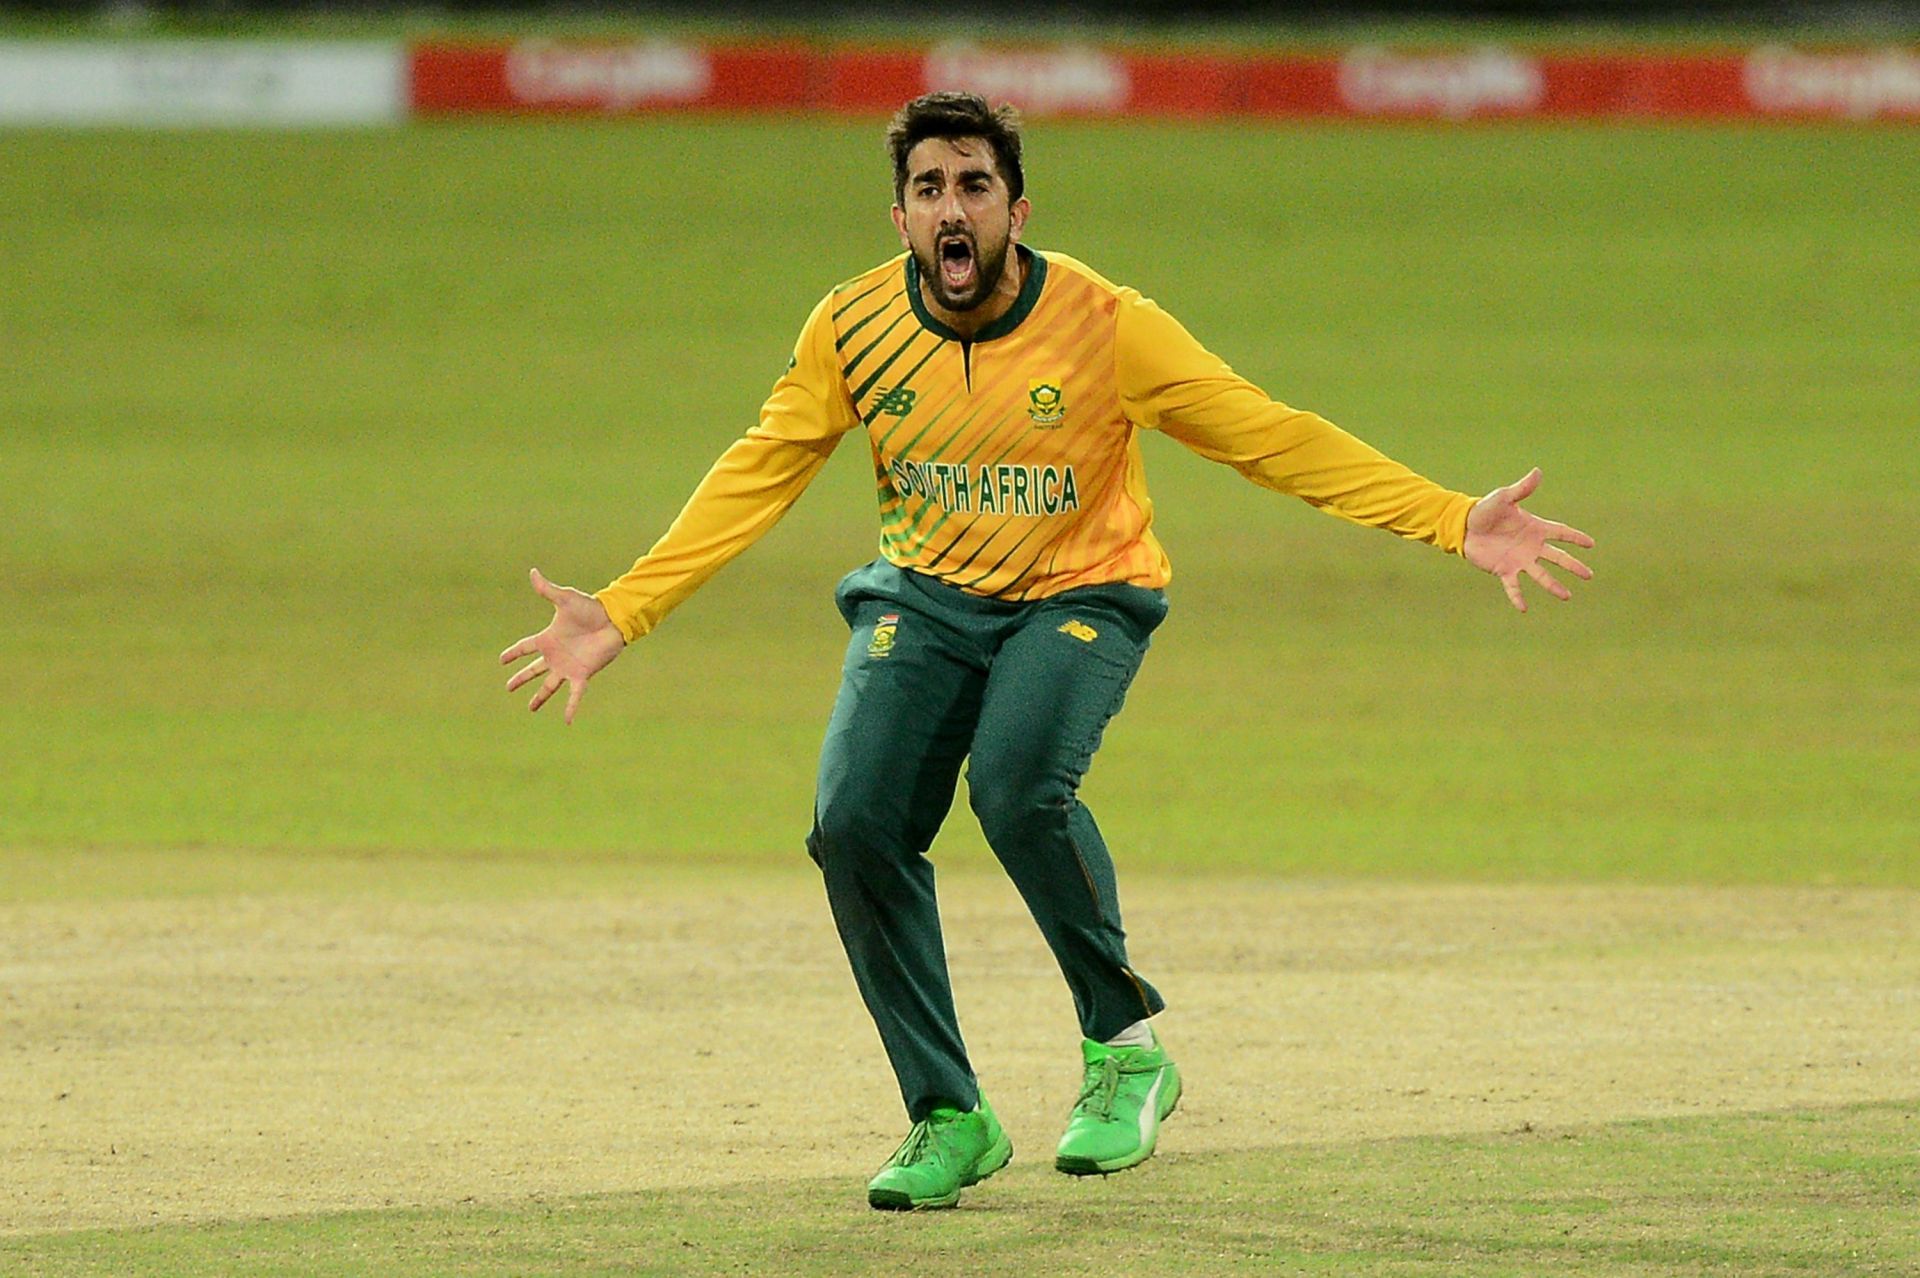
[5, 121, 1915, 884]
[8, 1102, 1915, 1276]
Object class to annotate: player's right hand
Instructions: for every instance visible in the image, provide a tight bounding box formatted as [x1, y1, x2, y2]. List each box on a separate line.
[499, 567, 627, 724]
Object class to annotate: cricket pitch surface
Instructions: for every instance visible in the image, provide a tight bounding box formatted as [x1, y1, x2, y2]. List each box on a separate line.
[4, 868, 1916, 1233]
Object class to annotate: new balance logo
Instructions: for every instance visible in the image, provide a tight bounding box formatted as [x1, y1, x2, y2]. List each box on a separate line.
[873, 387, 917, 417]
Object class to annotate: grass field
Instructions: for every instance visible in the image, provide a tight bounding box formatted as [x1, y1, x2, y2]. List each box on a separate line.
[3, 114, 1917, 1273]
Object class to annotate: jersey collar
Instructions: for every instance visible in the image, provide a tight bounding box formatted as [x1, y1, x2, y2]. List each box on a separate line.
[905, 245, 1048, 344]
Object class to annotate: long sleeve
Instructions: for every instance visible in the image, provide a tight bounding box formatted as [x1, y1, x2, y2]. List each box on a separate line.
[594, 294, 861, 641]
[1114, 289, 1475, 554]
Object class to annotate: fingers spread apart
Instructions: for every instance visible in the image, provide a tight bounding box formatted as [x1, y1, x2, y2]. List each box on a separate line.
[1541, 545, 1594, 581]
[1525, 560, 1572, 602]
[1545, 521, 1596, 550]
[506, 657, 547, 693]
[528, 670, 563, 713]
[1501, 572, 1528, 613]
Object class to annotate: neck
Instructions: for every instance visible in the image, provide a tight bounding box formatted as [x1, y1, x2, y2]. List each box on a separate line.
[921, 245, 1026, 341]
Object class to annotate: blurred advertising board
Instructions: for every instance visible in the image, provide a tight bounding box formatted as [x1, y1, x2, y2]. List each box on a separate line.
[412, 39, 1920, 123]
[0, 41, 406, 125]
[3, 39, 1914, 126]
[411, 40, 811, 113]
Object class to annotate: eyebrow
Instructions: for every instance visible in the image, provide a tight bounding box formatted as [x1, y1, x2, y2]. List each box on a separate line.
[911, 166, 997, 188]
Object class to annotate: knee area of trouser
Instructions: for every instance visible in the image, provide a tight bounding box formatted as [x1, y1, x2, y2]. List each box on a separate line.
[966, 769, 1072, 845]
[807, 797, 903, 876]
[808, 803, 867, 866]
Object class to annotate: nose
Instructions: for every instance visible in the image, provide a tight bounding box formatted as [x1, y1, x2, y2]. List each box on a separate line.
[934, 187, 967, 226]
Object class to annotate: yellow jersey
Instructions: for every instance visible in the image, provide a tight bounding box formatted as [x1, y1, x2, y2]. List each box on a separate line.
[595, 248, 1474, 641]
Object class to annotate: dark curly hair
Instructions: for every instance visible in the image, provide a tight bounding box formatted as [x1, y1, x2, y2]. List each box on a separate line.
[886, 92, 1025, 206]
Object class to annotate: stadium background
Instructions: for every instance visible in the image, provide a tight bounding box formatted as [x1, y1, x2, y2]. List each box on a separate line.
[3, 1, 1916, 1274]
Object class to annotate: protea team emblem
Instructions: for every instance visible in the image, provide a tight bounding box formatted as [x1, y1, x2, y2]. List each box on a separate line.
[1027, 379, 1065, 427]
[868, 613, 900, 659]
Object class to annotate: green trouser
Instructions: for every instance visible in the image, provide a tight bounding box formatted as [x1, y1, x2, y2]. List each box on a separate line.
[806, 558, 1169, 1121]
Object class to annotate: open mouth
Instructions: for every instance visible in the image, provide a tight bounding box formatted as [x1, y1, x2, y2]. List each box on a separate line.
[937, 235, 976, 293]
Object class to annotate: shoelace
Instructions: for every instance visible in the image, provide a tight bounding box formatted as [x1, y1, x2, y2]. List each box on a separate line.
[1074, 1055, 1122, 1120]
[891, 1111, 962, 1166]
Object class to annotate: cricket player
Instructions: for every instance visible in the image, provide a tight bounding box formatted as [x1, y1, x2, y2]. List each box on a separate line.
[502, 92, 1593, 1210]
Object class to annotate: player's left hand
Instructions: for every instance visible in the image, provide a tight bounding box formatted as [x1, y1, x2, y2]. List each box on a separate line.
[1463, 467, 1595, 612]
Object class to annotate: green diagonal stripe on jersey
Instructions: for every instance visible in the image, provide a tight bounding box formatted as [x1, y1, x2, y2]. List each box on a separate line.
[834, 291, 901, 352]
[862, 338, 944, 426]
[843, 311, 913, 385]
[854, 330, 935, 411]
[830, 276, 892, 321]
[959, 518, 1052, 591]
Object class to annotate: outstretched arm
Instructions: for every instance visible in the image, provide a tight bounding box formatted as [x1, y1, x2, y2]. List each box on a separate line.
[500, 568, 626, 723]
[498, 291, 860, 722]
[1463, 467, 1594, 612]
[1116, 291, 1594, 609]
[591, 291, 860, 644]
[1116, 291, 1476, 553]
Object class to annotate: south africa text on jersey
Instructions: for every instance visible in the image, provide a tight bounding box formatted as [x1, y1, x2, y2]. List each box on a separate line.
[887, 459, 1081, 516]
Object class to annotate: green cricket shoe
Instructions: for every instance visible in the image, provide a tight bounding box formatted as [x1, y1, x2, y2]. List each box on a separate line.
[866, 1095, 1013, 1210]
[1054, 1032, 1182, 1176]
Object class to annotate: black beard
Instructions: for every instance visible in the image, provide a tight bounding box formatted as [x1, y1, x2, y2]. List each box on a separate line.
[918, 234, 1011, 313]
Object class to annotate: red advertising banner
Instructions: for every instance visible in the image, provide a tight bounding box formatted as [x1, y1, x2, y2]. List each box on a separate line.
[817, 45, 1240, 117]
[412, 40, 810, 114]
[410, 40, 1920, 123]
